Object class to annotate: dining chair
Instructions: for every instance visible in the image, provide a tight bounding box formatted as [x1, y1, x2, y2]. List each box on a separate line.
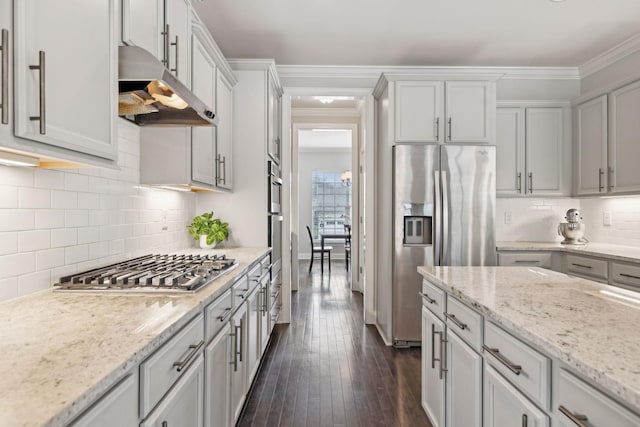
[306, 225, 332, 272]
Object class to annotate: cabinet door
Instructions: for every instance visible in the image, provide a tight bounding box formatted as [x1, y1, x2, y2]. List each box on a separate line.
[445, 81, 494, 143]
[70, 373, 138, 427]
[395, 81, 444, 143]
[191, 31, 216, 186]
[246, 286, 260, 385]
[259, 280, 270, 355]
[447, 330, 482, 427]
[496, 107, 525, 196]
[525, 108, 563, 195]
[267, 75, 278, 160]
[122, 0, 164, 61]
[0, 0, 10, 139]
[14, 0, 117, 160]
[610, 80, 640, 194]
[166, 0, 191, 85]
[229, 303, 248, 425]
[205, 323, 231, 427]
[141, 354, 205, 427]
[216, 71, 233, 190]
[421, 306, 445, 427]
[577, 95, 608, 195]
[484, 364, 549, 427]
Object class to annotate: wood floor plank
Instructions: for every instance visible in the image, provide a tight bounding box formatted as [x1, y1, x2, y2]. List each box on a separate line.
[237, 262, 433, 427]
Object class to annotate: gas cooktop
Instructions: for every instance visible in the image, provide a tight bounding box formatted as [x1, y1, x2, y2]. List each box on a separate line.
[55, 254, 237, 292]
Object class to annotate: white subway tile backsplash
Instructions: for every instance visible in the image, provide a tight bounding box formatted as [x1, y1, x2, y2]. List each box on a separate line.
[0, 186, 18, 208]
[0, 253, 35, 279]
[50, 228, 77, 248]
[89, 210, 109, 226]
[36, 248, 65, 270]
[0, 166, 33, 187]
[51, 191, 78, 209]
[88, 241, 110, 260]
[18, 188, 51, 209]
[0, 277, 18, 301]
[34, 169, 65, 190]
[18, 230, 50, 252]
[66, 210, 89, 228]
[77, 227, 101, 245]
[35, 210, 65, 229]
[0, 233, 18, 255]
[109, 239, 125, 256]
[77, 192, 100, 209]
[0, 210, 35, 232]
[18, 270, 51, 296]
[65, 245, 89, 264]
[50, 264, 77, 283]
[64, 173, 89, 192]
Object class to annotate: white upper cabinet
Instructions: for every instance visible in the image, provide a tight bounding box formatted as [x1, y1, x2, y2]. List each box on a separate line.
[190, 30, 216, 186]
[122, 0, 164, 60]
[445, 81, 494, 143]
[395, 81, 444, 143]
[215, 70, 233, 190]
[496, 107, 525, 196]
[526, 107, 564, 195]
[13, 0, 117, 160]
[0, 0, 11, 136]
[496, 103, 568, 197]
[576, 95, 608, 195]
[166, 0, 191, 85]
[609, 80, 640, 194]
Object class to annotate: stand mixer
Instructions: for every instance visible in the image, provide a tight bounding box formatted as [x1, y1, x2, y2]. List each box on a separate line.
[558, 208, 588, 245]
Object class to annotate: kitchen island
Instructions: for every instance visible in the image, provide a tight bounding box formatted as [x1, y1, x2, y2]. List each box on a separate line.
[0, 247, 271, 427]
[418, 265, 640, 426]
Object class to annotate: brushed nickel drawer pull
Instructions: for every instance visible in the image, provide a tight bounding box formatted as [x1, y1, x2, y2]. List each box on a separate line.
[558, 405, 589, 427]
[444, 312, 467, 330]
[571, 263, 592, 269]
[29, 50, 46, 134]
[173, 340, 204, 372]
[0, 29, 8, 125]
[419, 291, 436, 304]
[216, 307, 232, 323]
[514, 260, 539, 264]
[482, 345, 522, 375]
[620, 273, 640, 280]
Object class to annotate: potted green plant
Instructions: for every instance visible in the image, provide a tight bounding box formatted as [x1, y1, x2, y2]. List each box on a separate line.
[187, 211, 229, 249]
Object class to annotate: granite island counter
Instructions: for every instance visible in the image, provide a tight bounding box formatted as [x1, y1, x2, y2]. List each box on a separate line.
[418, 265, 640, 425]
[0, 247, 271, 427]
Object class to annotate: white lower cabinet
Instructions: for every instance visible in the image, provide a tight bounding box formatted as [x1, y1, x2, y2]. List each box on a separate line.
[204, 322, 231, 427]
[141, 354, 205, 427]
[421, 306, 445, 427]
[259, 275, 270, 355]
[484, 364, 549, 427]
[246, 285, 260, 386]
[70, 373, 138, 427]
[446, 330, 482, 427]
[229, 301, 248, 424]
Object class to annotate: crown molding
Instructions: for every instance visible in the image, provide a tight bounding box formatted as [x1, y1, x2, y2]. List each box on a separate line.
[292, 107, 361, 118]
[497, 100, 572, 108]
[579, 33, 640, 79]
[227, 58, 282, 94]
[191, 19, 237, 86]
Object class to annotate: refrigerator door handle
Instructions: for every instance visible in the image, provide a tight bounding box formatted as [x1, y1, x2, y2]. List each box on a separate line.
[434, 171, 441, 266]
[441, 170, 449, 265]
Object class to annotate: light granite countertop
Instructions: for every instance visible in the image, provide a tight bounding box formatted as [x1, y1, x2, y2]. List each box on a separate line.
[497, 240, 640, 264]
[418, 266, 640, 414]
[0, 247, 270, 427]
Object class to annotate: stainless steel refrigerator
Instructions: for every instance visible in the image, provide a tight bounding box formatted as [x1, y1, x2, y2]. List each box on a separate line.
[393, 144, 496, 346]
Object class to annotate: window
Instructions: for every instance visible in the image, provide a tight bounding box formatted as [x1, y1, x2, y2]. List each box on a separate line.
[311, 171, 351, 239]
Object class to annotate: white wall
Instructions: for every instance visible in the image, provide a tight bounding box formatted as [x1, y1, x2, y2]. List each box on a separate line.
[0, 121, 196, 302]
[496, 198, 580, 242]
[298, 147, 351, 258]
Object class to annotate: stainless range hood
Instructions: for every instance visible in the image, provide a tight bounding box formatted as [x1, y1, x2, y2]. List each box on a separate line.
[118, 46, 217, 127]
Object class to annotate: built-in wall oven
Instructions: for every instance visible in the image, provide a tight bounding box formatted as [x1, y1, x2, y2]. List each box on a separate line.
[268, 160, 283, 285]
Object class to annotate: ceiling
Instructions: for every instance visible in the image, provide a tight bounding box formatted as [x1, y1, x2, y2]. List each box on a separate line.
[193, 0, 640, 67]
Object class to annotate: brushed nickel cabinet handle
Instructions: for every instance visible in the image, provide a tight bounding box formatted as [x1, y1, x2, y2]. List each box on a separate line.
[162, 421, 168, 427]
[238, 319, 244, 362]
[558, 405, 589, 427]
[483, 345, 522, 375]
[447, 117, 452, 141]
[608, 166, 615, 189]
[0, 29, 8, 125]
[571, 263, 592, 269]
[172, 340, 203, 372]
[522, 414, 528, 427]
[620, 273, 640, 280]
[230, 326, 239, 371]
[599, 168, 605, 192]
[444, 312, 467, 330]
[431, 324, 438, 369]
[419, 291, 436, 304]
[170, 35, 178, 75]
[29, 51, 46, 135]
[439, 333, 448, 380]
[435, 117, 439, 140]
[517, 172, 522, 193]
[528, 172, 533, 194]
[161, 24, 170, 67]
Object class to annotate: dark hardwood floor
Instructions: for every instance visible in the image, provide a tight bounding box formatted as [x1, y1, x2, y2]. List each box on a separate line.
[238, 260, 432, 427]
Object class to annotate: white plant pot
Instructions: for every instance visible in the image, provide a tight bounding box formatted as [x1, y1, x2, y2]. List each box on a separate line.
[199, 235, 217, 249]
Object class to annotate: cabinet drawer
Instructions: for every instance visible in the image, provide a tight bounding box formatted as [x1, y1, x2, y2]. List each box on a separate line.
[140, 313, 204, 417]
[498, 252, 551, 269]
[444, 296, 482, 351]
[232, 275, 250, 307]
[566, 255, 608, 281]
[260, 255, 271, 275]
[611, 262, 640, 291]
[421, 279, 446, 319]
[484, 322, 550, 409]
[557, 369, 640, 427]
[204, 289, 233, 343]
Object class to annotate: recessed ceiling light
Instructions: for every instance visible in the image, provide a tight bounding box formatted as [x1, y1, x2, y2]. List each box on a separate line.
[549, 0, 566, 3]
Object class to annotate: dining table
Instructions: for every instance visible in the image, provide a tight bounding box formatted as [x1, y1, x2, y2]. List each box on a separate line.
[319, 231, 351, 273]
